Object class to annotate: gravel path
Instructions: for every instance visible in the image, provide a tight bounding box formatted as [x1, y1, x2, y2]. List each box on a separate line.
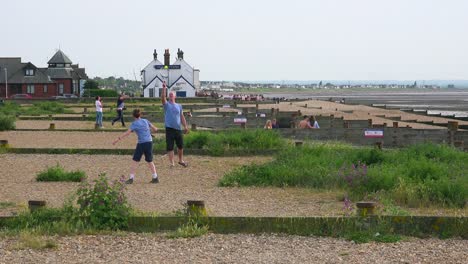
[0, 154, 343, 217]
[0, 131, 161, 149]
[0, 234, 466, 264]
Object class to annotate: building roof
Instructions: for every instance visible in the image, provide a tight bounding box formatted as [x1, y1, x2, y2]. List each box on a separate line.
[0, 58, 22, 83]
[46, 67, 74, 79]
[8, 66, 53, 84]
[47, 50, 73, 64]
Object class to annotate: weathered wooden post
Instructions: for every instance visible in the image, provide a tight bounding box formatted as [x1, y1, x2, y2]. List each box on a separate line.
[28, 200, 46, 212]
[186, 200, 206, 216]
[295, 141, 303, 147]
[448, 121, 458, 146]
[216, 107, 219, 113]
[375, 141, 383, 150]
[393, 122, 399, 128]
[49, 123, 55, 130]
[84, 107, 88, 113]
[241, 122, 246, 129]
[191, 123, 197, 131]
[356, 201, 376, 217]
[0, 140, 8, 147]
[368, 119, 373, 127]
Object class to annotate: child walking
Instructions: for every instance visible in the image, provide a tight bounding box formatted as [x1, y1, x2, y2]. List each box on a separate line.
[112, 109, 159, 184]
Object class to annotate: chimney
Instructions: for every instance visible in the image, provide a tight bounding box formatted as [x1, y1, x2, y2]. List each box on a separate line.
[153, 49, 158, 60]
[164, 49, 170, 66]
[177, 48, 184, 60]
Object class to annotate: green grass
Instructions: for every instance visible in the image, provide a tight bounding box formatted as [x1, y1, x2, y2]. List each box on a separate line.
[10, 231, 58, 250]
[0, 115, 16, 131]
[153, 129, 286, 156]
[0, 101, 73, 116]
[166, 219, 209, 239]
[345, 231, 402, 243]
[0, 202, 16, 209]
[220, 142, 468, 208]
[36, 164, 86, 182]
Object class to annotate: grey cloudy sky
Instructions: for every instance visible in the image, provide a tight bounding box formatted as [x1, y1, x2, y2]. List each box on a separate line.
[2, 0, 468, 81]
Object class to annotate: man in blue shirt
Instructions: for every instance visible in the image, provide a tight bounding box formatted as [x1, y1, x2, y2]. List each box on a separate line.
[162, 81, 189, 167]
[113, 109, 159, 184]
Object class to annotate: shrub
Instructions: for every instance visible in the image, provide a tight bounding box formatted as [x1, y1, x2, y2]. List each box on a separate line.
[220, 142, 468, 208]
[23, 102, 70, 115]
[76, 174, 131, 230]
[156, 129, 286, 155]
[85, 89, 119, 98]
[36, 164, 86, 182]
[0, 115, 15, 131]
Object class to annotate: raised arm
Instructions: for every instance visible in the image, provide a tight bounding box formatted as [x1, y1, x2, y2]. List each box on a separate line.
[161, 81, 167, 104]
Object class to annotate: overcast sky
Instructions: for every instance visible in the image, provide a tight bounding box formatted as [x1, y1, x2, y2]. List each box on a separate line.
[2, 0, 467, 81]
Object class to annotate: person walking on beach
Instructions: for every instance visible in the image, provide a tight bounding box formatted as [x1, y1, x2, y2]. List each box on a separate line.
[95, 96, 103, 128]
[161, 81, 189, 167]
[112, 94, 126, 127]
[112, 109, 159, 184]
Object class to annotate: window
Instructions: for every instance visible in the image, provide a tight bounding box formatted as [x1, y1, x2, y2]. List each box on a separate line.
[149, 88, 154, 97]
[25, 69, 34, 76]
[27, 85, 35, 94]
[59, 83, 64, 94]
[57, 64, 64, 67]
[43, 85, 48, 93]
[73, 80, 78, 94]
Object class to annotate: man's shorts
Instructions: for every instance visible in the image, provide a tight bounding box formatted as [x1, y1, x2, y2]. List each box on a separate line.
[133, 141, 153, 162]
[165, 127, 183, 151]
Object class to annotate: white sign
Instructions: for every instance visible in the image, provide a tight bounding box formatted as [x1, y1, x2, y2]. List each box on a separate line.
[223, 104, 230, 108]
[234, 118, 247, 124]
[364, 129, 384, 138]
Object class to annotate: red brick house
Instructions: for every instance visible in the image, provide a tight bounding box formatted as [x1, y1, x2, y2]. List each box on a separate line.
[0, 50, 87, 98]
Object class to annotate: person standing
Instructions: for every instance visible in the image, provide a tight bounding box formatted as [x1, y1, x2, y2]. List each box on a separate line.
[112, 109, 159, 184]
[112, 94, 126, 127]
[95, 96, 103, 128]
[161, 81, 189, 167]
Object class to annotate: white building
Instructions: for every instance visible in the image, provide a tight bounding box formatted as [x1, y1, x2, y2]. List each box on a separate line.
[141, 49, 200, 98]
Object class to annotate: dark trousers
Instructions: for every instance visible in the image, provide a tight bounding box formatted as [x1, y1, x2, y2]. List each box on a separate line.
[112, 110, 125, 126]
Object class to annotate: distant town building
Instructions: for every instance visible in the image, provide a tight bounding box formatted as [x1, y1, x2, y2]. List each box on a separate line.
[141, 48, 200, 98]
[0, 50, 87, 98]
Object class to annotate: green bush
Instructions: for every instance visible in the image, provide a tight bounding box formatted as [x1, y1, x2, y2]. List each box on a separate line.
[0, 101, 21, 116]
[76, 174, 131, 230]
[220, 142, 468, 207]
[36, 164, 86, 182]
[0, 115, 15, 131]
[155, 129, 286, 156]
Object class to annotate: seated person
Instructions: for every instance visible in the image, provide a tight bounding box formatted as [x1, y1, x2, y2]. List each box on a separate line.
[298, 116, 313, 129]
[271, 118, 279, 129]
[309, 116, 320, 129]
[264, 120, 273, 129]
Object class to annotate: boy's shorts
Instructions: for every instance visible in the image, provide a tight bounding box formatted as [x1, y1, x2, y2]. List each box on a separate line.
[133, 141, 153, 162]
